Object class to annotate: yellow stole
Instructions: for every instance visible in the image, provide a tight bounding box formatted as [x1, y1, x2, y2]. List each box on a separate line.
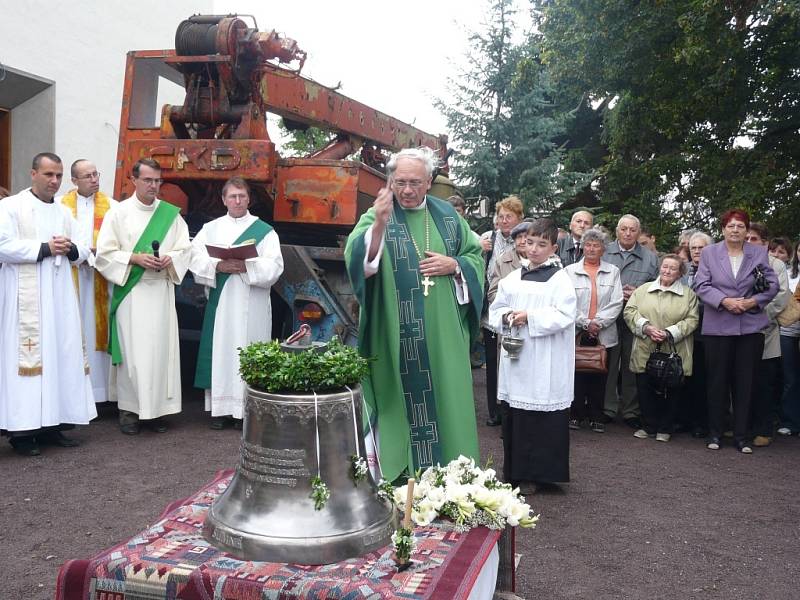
[61, 190, 111, 351]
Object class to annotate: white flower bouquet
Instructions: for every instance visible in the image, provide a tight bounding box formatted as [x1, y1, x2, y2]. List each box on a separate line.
[391, 455, 539, 532]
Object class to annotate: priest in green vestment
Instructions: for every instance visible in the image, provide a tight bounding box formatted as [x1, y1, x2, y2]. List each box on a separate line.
[345, 147, 484, 482]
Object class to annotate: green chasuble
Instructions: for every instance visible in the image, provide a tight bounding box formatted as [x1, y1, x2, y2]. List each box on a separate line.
[345, 195, 484, 482]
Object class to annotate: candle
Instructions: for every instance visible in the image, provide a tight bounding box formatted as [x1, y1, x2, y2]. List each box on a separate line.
[403, 478, 415, 529]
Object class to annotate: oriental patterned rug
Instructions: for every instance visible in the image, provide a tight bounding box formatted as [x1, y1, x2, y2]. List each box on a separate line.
[56, 469, 500, 600]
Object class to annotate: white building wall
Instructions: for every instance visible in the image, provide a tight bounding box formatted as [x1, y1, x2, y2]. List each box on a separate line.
[0, 0, 211, 195]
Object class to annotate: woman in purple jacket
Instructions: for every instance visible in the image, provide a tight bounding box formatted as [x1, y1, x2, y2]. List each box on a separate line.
[693, 209, 778, 453]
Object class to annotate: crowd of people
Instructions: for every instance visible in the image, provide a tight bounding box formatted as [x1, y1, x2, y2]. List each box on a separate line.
[477, 200, 800, 493]
[3, 148, 798, 510]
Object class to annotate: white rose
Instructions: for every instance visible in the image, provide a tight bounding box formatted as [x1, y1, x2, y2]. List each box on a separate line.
[473, 487, 502, 512]
[447, 485, 470, 505]
[444, 473, 461, 489]
[496, 490, 519, 518]
[464, 483, 481, 497]
[505, 501, 531, 527]
[457, 498, 477, 517]
[445, 462, 460, 476]
[420, 466, 438, 483]
[414, 481, 430, 499]
[412, 499, 439, 526]
[472, 470, 488, 486]
[426, 485, 447, 510]
[393, 485, 408, 508]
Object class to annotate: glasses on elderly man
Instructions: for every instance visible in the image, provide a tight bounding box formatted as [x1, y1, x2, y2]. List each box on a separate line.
[75, 171, 100, 180]
[392, 179, 425, 190]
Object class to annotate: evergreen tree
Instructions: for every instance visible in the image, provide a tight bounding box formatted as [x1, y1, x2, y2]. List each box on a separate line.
[437, 0, 590, 222]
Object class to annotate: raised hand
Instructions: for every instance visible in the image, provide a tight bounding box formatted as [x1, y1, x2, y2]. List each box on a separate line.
[373, 186, 393, 226]
[367, 186, 394, 262]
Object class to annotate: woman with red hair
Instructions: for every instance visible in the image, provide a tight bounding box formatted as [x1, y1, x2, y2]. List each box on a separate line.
[693, 209, 778, 453]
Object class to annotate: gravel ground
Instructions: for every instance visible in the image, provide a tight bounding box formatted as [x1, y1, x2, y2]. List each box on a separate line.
[1, 369, 799, 599]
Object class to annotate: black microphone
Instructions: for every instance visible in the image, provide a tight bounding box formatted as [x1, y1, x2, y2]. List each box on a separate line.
[152, 240, 160, 272]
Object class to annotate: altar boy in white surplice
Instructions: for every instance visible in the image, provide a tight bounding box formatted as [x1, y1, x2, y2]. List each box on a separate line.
[0, 153, 96, 456]
[190, 177, 284, 429]
[489, 218, 576, 494]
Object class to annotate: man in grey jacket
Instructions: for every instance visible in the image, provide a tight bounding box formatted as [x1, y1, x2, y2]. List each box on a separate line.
[557, 210, 593, 267]
[602, 214, 659, 426]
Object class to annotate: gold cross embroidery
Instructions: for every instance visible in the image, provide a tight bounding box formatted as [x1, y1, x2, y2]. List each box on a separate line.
[23, 338, 36, 352]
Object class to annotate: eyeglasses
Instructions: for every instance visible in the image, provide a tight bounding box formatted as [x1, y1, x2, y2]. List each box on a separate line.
[392, 179, 424, 190]
[75, 171, 99, 181]
[136, 177, 163, 186]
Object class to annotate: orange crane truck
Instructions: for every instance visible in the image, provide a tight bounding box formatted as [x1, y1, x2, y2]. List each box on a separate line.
[112, 14, 454, 375]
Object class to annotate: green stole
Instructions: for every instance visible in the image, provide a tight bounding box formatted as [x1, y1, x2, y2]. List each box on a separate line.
[194, 218, 272, 390]
[379, 198, 481, 471]
[108, 201, 180, 365]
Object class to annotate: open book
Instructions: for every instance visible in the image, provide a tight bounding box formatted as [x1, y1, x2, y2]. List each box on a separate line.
[205, 239, 258, 260]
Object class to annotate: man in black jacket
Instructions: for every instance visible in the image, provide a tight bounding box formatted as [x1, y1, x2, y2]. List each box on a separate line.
[557, 210, 593, 267]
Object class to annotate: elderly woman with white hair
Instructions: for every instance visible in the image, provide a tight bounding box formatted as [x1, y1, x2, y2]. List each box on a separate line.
[687, 232, 714, 287]
[565, 228, 623, 432]
[624, 254, 700, 441]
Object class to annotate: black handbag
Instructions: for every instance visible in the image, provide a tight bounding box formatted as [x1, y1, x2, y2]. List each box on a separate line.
[750, 265, 770, 295]
[645, 337, 684, 388]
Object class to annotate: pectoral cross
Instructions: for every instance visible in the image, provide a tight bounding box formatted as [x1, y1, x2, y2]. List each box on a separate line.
[23, 338, 36, 352]
[421, 275, 435, 297]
